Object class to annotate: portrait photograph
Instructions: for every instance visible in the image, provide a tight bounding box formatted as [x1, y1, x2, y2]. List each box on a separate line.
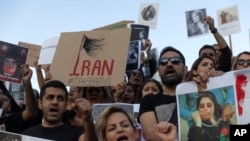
[185, 8, 209, 38]
[0, 41, 29, 84]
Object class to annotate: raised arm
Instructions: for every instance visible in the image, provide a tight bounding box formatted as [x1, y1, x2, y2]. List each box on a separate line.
[21, 64, 37, 121]
[71, 98, 98, 141]
[33, 58, 45, 89]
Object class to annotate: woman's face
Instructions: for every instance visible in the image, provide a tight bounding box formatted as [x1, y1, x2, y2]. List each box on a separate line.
[68, 86, 80, 102]
[121, 85, 135, 104]
[193, 58, 215, 77]
[236, 54, 250, 70]
[85, 87, 105, 105]
[105, 112, 136, 141]
[199, 97, 215, 121]
[192, 12, 200, 23]
[1, 94, 11, 116]
[141, 82, 161, 97]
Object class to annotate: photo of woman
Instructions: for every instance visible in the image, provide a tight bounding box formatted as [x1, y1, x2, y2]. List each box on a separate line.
[186, 9, 209, 38]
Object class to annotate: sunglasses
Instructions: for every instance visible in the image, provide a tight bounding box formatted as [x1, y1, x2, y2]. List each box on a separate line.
[159, 57, 182, 66]
[236, 59, 250, 66]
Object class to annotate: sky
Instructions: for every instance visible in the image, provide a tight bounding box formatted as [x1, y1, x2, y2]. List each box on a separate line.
[0, 0, 250, 90]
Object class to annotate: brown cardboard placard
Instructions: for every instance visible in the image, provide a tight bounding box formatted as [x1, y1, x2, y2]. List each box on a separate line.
[18, 41, 41, 67]
[50, 28, 131, 87]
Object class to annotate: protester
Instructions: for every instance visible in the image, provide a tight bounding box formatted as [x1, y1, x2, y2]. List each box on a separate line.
[95, 106, 178, 141]
[22, 80, 97, 141]
[138, 46, 187, 140]
[0, 64, 37, 133]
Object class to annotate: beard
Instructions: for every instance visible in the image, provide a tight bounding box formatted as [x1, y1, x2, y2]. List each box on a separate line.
[160, 73, 183, 87]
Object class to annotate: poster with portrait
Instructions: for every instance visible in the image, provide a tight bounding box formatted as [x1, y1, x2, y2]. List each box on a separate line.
[49, 28, 131, 87]
[217, 4, 241, 36]
[185, 8, 209, 38]
[127, 23, 149, 51]
[176, 71, 238, 141]
[0, 131, 53, 141]
[0, 41, 29, 84]
[138, 3, 160, 29]
[126, 40, 141, 71]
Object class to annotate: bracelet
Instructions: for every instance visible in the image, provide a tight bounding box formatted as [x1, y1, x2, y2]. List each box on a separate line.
[211, 27, 217, 34]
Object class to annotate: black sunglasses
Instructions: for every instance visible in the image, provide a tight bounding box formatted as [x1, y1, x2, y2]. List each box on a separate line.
[236, 59, 250, 66]
[159, 57, 182, 66]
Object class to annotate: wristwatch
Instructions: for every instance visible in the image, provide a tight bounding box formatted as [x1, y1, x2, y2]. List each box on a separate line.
[211, 28, 218, 34]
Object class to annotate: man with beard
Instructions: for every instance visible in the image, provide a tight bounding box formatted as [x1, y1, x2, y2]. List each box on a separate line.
[22, 80, 97, 141]
[138, 46, 187, 141]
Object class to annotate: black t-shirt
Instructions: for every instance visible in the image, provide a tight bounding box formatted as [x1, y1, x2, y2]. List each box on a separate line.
[0, 112, 26, 133]
[138, 93, 178, 127]
[22, 124, 84, 141]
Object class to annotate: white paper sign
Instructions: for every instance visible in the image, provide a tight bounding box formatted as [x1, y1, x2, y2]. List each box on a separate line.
[138, 3, 160, 29]
[217, 4, 241, 36]
[38, 36, 59, 65]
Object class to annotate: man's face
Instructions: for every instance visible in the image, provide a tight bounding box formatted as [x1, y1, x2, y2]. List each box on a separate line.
[200, 48, 216, 62]
[39, 87, 67, 127]
[213, 45, 221, 59]
[158, 51, 185, 87]
[3, 58, 17, 75]
[128, 70, 143, 86]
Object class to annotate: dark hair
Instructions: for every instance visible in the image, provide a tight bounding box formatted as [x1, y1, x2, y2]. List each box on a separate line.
[190, 10, 204, 22]
[159, 46, 186, 66]
[126, 69, 145, 82]
[185, 55, 215, 81]
[232, 51, 250, 70]
[0, 81, 23, 116]
[135, 78, 163, 103]
[81, 86, 113, 103]
[196, 91, 222, 121]
[40, 80, 68, 101]
[198, 45, 216, 56]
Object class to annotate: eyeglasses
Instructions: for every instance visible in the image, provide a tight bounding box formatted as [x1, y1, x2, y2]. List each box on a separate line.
[236, 59, 250, 66]
[159, 57, 182, 66]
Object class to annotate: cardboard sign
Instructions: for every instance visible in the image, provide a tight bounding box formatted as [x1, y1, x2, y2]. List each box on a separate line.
[92, 20, 134, 30]
[217, 4, 241, 36]
[18, 41, 41, 67]
[50, 28, 131, 87]
[0, 41, 29, 84]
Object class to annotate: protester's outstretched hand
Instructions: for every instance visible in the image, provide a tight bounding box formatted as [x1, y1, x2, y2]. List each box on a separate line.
[204, 16, 215, 31]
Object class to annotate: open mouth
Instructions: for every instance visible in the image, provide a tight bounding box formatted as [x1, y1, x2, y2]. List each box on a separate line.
[165, 69, 175, 76]
[117, 135, 128, 141]
[49, 107, 59, 115]
[90, 97, 98, 102]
